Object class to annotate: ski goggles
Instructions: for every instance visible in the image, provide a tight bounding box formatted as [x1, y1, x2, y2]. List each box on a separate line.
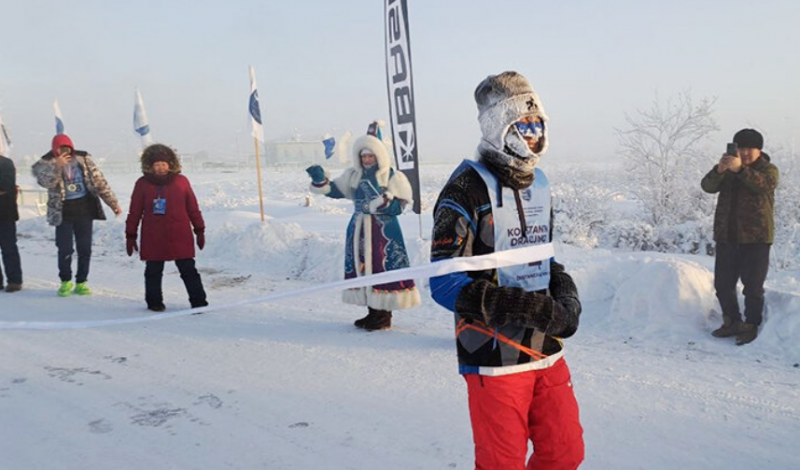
[513, 119, 544, 138]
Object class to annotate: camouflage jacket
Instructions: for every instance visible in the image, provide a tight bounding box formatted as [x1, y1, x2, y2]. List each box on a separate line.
[701, 152, 778, 244]
[31, 151, 119, 226]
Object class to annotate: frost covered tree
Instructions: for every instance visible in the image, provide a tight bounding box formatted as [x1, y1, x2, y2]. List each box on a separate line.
[616, 92, 719, 227]
[768, 141, 800, 269]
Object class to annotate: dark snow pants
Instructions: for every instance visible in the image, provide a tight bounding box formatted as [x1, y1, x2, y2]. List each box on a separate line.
[145, 258, 207, 307]
[464, 358, 584, 470]
[0, 220, 22, 285]
[714, 242, 771, 326]
[55, 218, 93, 283]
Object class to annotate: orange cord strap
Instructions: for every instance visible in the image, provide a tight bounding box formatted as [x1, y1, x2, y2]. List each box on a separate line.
[456, 319, 548, 360]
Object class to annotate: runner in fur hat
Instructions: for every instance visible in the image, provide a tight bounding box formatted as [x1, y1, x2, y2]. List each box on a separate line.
[431, 71, 584, 469]
[305, 122, 421, 331]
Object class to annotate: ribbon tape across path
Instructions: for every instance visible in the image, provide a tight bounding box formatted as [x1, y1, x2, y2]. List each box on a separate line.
[0, 244, 554, 331]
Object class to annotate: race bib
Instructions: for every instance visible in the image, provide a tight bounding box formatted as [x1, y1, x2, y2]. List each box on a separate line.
[153, 198, 167, 215]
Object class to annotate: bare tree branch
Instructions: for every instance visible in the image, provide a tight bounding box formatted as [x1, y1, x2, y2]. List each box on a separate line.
[614, 91, 719, 225]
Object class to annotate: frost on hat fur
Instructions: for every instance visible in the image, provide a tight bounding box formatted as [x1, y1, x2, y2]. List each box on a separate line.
[475, 71, 549, 158]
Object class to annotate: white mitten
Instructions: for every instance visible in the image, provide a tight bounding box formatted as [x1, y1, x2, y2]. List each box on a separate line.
[368, 192, 394, 213]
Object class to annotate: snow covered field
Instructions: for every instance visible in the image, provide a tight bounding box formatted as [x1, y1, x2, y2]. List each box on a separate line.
[1, 162, 799, 470]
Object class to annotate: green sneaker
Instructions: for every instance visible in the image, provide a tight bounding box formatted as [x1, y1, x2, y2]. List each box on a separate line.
[73, 282, 91, 296]
[57, 281, 74, 297]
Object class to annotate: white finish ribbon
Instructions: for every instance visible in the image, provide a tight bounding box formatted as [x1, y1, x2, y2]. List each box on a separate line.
[0, 244, 554, 331]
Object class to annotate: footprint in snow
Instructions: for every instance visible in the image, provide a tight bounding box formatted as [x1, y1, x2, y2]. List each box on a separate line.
[89, 419, 113, 434]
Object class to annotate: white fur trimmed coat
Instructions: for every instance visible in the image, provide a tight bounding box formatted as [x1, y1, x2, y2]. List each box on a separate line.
[309, 134, 421, 311]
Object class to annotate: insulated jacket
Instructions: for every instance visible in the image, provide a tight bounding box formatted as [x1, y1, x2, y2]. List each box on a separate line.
[31, 151, 118, 226]
[0, 155, 18, 222]
[126, 173, 204, 262]
[701, 153, 778, 244]
[431, 160, 581, 376]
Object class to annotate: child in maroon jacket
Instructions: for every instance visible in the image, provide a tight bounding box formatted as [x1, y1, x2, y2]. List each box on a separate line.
[125, 144, 208, 311]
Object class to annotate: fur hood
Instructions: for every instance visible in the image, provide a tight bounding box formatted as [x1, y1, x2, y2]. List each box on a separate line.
[140, 144, 182, 174]
[345, 134, 394, 189]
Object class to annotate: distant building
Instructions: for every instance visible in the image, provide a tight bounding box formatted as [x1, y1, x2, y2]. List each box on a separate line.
[259, 132, 354, 168]
[263, 140, 329, 167]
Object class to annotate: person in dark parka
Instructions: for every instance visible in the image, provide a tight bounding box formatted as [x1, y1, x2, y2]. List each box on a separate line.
[701, 128, 778, 345]
[0, 154, 22, 292]
[125, 144, 208, 312]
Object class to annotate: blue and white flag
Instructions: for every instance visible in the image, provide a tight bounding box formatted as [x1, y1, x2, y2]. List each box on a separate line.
[249, 65, 264, 143]
[134, 88, 153, 146]
[0, 111, 10, 156]
[322, 137, 336, 159]
[53, 99, 65, 135]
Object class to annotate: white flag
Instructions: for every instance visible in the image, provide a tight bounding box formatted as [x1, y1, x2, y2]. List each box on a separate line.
[54, 99, 65, 135]
[134, 88, 153, 146]
[248, 65, 264, 143]
[337, 130, 352, 165]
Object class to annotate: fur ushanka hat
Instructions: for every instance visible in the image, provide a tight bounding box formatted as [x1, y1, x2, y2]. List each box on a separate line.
[474, 71, 549, 158]
[733, 128, 764, 150]
[140, 143, 182, 173]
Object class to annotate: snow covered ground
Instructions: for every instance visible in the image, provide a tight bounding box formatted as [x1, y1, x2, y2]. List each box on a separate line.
[1, 162, 799, 470]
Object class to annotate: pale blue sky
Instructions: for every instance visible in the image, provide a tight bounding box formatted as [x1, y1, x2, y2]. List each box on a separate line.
[1, 0, 798, 164]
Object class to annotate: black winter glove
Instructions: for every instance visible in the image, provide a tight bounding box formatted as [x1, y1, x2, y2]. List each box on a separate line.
[125, 233, 138, 257]
[454, 260, 582, 338]
[195, 230, 205, 250]
[455, 280, 554, 331]
[547, 261, 582, 338]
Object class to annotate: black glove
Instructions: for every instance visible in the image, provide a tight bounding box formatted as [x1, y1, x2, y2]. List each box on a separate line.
[126, 233, 138, 257]
[195, 230, 205, 250]
[547, 261, 582, 337]
[455, 262, 582, 338]
[455, 280, 554, 330]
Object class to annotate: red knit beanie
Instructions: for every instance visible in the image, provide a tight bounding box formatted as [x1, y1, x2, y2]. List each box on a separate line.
[52, 134, 74, 155]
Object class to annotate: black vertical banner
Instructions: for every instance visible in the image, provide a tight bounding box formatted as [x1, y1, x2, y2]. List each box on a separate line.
[385, 0, 421, 214]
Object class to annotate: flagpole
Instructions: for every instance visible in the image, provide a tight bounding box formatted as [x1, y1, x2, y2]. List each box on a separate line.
[248, 65, 266, 223]
[254, 136, 265, 222]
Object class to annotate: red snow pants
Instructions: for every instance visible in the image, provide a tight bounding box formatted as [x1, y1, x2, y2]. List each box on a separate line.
[464, 358, 584, 470]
